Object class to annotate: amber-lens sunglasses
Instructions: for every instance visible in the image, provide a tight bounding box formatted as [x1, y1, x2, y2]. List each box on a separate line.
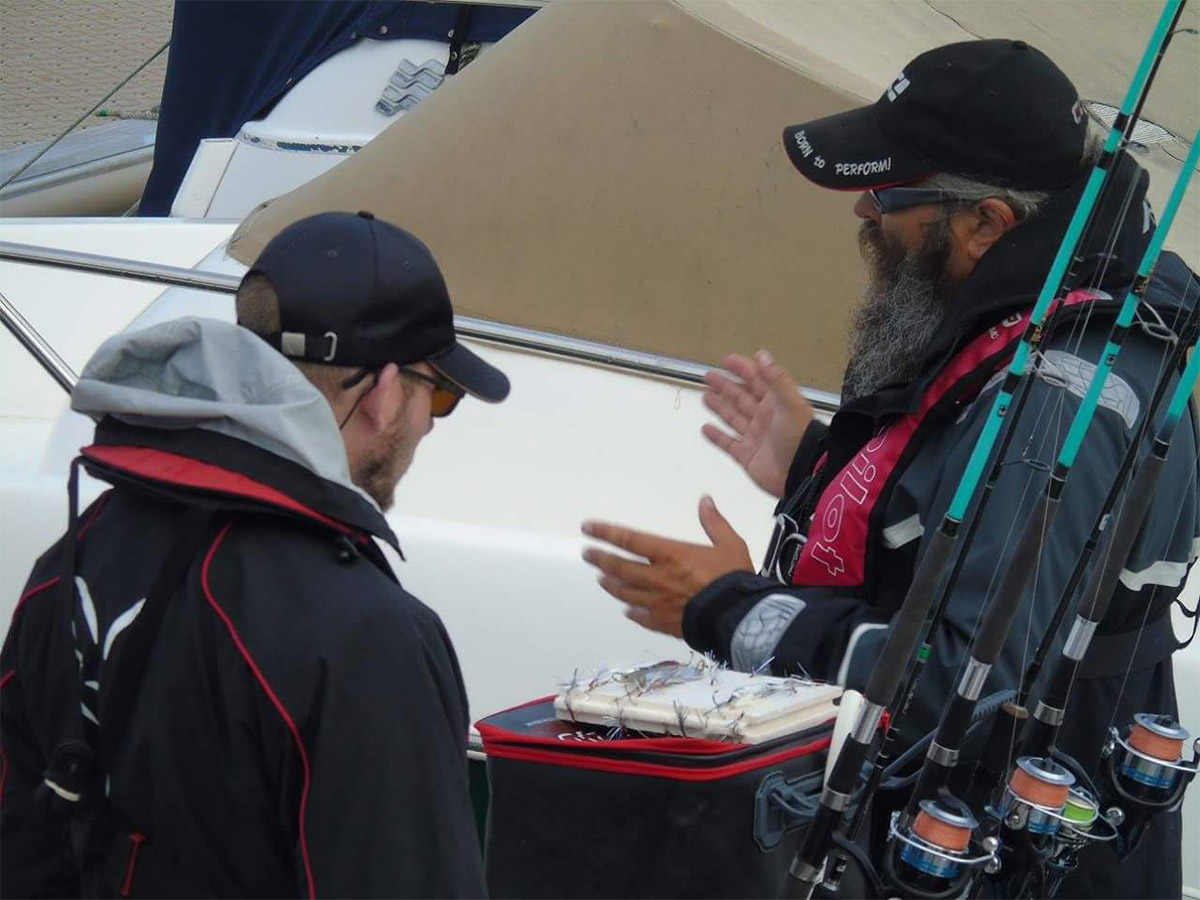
[341, 367, 465, 418]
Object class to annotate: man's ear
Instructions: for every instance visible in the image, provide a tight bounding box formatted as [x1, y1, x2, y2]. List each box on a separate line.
[359, 363, 402, 433]
[961, 197, 1019, 262]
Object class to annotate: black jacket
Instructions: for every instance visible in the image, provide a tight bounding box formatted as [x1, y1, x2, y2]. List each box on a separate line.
[683, 154, 1199, 898]
[1, 319, 486, 898]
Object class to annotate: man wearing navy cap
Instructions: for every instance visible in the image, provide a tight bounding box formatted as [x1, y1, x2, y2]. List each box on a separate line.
[2, 212, 503, 897]
[583, 40, 1197, 897]
[239, 210, 509, 510]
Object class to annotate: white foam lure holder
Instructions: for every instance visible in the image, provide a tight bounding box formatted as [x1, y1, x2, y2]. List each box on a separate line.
[554, 657, 842, 744]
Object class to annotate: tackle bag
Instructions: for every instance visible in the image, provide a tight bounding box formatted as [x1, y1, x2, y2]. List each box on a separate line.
[477, 696, 835, 899]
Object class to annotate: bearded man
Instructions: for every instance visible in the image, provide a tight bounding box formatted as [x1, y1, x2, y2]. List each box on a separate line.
[583, 41, 1198, 898]
[1, 212, 507, 897]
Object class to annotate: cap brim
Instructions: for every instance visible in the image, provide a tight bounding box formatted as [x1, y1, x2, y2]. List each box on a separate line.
[428, 342, 510, 403]
[782, 106, 933, 191]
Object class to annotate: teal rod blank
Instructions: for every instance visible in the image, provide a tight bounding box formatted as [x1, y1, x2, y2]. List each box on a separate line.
[1058, 129, 1200, 469]
[945, 0, 1184, 521]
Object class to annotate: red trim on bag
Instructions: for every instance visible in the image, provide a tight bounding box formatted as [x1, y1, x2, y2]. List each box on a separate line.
[477, 720, 777, 757]
[82, 445, 352, 536]
[483, 733, 832, 781]
[201, 522, 316, 900]
[119, 832, 146, 897]
[478, 698, 837, 775]
[476, 696, 763, 756]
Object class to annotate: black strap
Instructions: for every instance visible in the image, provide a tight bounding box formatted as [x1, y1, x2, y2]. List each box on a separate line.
[1074, 611, 1179, 680]
[95, 506, 216, 774]
[76, 507, 221, 898]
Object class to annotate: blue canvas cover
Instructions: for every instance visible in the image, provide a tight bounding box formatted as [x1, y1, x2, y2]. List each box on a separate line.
[140, 1, 536, 215]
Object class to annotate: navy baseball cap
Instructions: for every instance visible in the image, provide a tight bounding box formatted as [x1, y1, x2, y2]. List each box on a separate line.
[245, 211, 509, 403]
[783, 40, 1088, 192]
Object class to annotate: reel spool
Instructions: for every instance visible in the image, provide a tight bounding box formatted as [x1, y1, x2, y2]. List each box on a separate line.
[1059, 788, 1098, 841]
[1000, 756, 1075, 835]
[1104, 713, 1200, 807]
[1056, 785, 1121, 849]
[887, 799, 1000, 897]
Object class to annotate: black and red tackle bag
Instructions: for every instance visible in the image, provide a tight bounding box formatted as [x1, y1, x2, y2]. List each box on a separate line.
[477, 696, 835, 899]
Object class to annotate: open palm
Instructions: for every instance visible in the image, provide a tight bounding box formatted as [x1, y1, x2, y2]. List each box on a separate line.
[702, 350, 814, 499]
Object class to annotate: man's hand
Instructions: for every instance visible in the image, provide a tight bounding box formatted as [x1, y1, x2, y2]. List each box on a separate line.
[581, 496, 754, 638]
[702, 350, 814, 499]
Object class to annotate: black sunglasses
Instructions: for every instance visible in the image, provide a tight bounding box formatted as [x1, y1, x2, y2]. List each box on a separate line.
[869, 186, 956, 215]
[341, 366, 466, 418]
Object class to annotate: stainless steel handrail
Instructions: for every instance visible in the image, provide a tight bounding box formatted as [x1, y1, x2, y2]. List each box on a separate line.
[0, 241, 242, 292]
[0, 240, 842, 411]
[0, 287, 78, 392]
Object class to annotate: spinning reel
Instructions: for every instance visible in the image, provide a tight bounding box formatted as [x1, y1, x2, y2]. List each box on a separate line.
[972, 717, 1197, 898]
[885, 797, 1000, 898]
[988, 756, 1120, 887]
[1102, 713, 1199, 814]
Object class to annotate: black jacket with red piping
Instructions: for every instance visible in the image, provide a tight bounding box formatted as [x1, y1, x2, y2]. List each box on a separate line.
[0, 318, 486, 899]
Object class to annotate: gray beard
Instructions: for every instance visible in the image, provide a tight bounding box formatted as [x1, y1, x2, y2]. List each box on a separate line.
[842, 221, 957, 404]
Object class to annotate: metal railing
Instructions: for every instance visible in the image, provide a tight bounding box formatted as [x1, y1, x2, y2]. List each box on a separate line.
[0, 287, 77, 392]
[0, 240, 842, 412]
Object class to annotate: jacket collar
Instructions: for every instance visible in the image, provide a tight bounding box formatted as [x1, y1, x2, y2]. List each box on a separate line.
[85, 418, 401, 552]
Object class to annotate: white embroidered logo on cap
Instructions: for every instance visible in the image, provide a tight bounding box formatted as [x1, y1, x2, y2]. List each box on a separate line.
[886, 73, 911, 102]
[835, 159, 892, 177]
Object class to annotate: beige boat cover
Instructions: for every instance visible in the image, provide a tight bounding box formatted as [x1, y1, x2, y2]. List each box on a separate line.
[229, 0, 1199, 393]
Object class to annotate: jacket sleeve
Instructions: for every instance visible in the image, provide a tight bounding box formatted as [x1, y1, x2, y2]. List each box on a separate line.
[300, 597, 485, 899]
[1, 553, 83, 900]
[685, 335, 1195, 743]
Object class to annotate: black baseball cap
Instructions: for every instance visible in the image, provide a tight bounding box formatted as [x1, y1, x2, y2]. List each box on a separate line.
[783, 40, 1088, 192]
[245, 211, 509, 403]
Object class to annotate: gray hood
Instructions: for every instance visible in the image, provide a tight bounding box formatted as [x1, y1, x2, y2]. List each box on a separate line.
[72, 316, 376, 509]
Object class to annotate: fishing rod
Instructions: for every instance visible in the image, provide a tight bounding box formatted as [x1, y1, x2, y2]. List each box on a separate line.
[871, 0, 1193, 756]
[962, 128, 1200, 811]
[967, 295, 1199, 807]
[1023, 281, 1200, 763]
[892, 0, 1183, 822]
[977, 269, 1200, 898]
[779, 4, 1184, 896]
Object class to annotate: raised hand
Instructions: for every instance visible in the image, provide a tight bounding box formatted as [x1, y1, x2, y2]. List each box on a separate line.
[702, 350, 814, 499]
[582, 496, 754, 638]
